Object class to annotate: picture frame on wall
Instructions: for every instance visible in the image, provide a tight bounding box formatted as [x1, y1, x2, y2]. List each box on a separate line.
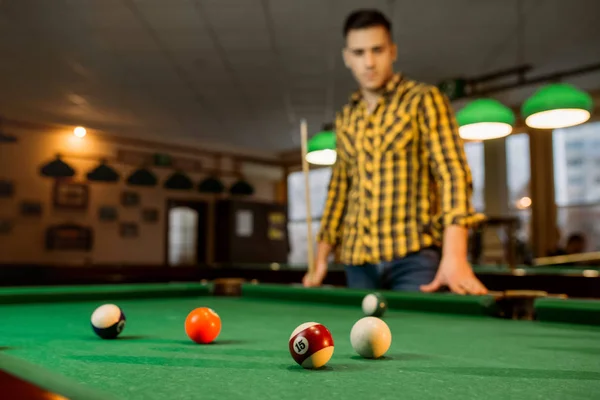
[98, 206, 118, 222]
[53, 181, 89, 210]
[141, 208, 159, 223]
[20, 201, 43, 216]
[45, 223, 93, 251]
[120, 222, 138, 238]
[0, 180, 14, 198]
[121, 191, 140, 207]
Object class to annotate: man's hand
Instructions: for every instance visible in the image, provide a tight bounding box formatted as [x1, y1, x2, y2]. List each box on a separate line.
[420, 255, 487, 295]
[302, 259, 328, 287]
[303, 242, 333, 287]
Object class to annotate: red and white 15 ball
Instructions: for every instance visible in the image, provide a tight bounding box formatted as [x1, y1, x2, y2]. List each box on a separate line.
[288, 322, 334, 369]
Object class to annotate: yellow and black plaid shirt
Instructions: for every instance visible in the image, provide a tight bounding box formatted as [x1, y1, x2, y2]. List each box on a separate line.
[317, 73, 485, 266]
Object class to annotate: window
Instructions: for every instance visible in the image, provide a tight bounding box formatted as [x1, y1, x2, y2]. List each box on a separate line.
[287, 167, 331, 221]
[553, 121, 600, 253]
[556, 204, 600, 252]
[287, 168, 331, 265]
[506, 134, 531, 207]
[286, 220, 322, 266]
[464, 142, 485, 212]
[506, 133, 532, 251]
[168, 207, 198, 266]
[554, 122, 600, 206]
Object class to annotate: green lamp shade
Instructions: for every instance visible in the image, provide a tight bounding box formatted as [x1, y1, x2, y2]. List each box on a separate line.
[127, 168, 158, 186]
[456, 99, 515, 140]
[229, 180, 254, 196]
[40, 155, 76, 178]
[87, 161, 120, 182]
[306, 130, 336, 165]
[198, 177, 225, 193]
[164, 171, 193, 190]
[522, 83, 593, 129]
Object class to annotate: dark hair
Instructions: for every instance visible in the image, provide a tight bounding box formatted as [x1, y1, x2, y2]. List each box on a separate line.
[343, 9, 392, 38]
[567, 233, 586, 244]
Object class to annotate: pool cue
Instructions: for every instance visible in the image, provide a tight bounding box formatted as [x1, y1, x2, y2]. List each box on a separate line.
[300, 119, 316, 281]
[533, 251, 600, 266]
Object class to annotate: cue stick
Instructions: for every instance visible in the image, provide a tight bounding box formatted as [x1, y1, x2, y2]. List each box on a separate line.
[300, 119, 316, 280]
[533, 251, 600, 266]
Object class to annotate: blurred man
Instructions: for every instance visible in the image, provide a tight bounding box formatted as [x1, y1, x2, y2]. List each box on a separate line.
[303, 9, 487, 294]
[565, 233, 586, 255]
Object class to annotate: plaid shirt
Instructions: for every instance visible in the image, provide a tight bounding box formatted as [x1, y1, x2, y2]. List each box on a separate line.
[317, 73, 485, 266]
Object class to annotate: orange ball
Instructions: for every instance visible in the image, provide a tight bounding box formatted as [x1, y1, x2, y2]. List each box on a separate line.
[185, 307, 221, 344]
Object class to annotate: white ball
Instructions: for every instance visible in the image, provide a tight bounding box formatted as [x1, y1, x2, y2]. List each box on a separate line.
[350, 317, 391, 359]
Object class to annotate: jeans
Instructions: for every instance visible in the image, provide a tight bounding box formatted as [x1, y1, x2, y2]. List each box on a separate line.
[344, 247, 441, 291]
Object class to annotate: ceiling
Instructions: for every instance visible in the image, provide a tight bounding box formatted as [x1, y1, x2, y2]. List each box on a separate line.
[0, 0, 599, 156]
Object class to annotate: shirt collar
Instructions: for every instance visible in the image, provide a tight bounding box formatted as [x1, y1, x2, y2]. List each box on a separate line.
[350, 72, 404, 105]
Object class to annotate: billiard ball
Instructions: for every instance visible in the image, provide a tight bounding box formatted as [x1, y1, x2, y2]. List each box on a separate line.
[91, 304, 126, 339]
[362, 292, 387, 317]
[288, 322, 334, 369]
[350, 316, 392, 359]
[185, 307, 221, 344]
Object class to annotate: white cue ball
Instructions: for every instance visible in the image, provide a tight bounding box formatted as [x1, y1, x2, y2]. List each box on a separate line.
[350, 317, 392, 359]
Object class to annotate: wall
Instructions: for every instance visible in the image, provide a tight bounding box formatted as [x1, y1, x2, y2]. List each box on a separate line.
[0, 125, 281, 265]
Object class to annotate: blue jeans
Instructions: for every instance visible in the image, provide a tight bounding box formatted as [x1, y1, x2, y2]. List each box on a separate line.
[344, 247, 441, 291]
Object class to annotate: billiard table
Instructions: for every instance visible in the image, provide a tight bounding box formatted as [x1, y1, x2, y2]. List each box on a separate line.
[1, 282, 599, 400]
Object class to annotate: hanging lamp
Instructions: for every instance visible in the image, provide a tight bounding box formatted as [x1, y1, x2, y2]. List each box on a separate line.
[86, 159, 120, 182]
[0, 118, 17, 143]
[456, 99, 515, 140]
[0, 130, 17, 143]
[126, 167, 158, 187]
[521, 83, 593, 129]
[229, 179, 254, 196]
[306, 123, 336, 165]
[164, 171, 193, 190]
[198, 176, 225, 194]
[39, 154, 76, 178]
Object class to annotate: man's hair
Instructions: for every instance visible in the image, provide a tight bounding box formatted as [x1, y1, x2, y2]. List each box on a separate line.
[343, 9, 392, 38]
[567, 233, 586, 244]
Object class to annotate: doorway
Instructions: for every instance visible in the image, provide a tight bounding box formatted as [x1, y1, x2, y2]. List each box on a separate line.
[165, 199, 209, 266]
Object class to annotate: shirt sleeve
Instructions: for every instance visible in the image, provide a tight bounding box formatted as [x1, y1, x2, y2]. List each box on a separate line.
[418, 85, 486, 229]
[316, 119, 350, 246]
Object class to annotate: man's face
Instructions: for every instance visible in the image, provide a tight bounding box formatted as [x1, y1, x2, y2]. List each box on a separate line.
[343, 26, 397, 91]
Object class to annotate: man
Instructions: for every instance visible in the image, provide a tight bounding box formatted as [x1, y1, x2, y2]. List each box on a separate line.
[565, 233, 586, 255]
[302, 9, 487, 295]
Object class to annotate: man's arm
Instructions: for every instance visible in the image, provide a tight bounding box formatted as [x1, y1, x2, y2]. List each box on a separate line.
[417, 86, 487, 294]
[442, 225, 468, 260]
[303, 145, 349, 287]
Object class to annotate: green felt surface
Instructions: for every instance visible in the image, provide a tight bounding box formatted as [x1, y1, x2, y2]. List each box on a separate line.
[242, 284, 495, 315]
[228, 262, 600, 276]
[472, 264, 600, 275]
[0, 282, 210, 305]
[536, 298, 600, 325]
[1, 287, 600, 400]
